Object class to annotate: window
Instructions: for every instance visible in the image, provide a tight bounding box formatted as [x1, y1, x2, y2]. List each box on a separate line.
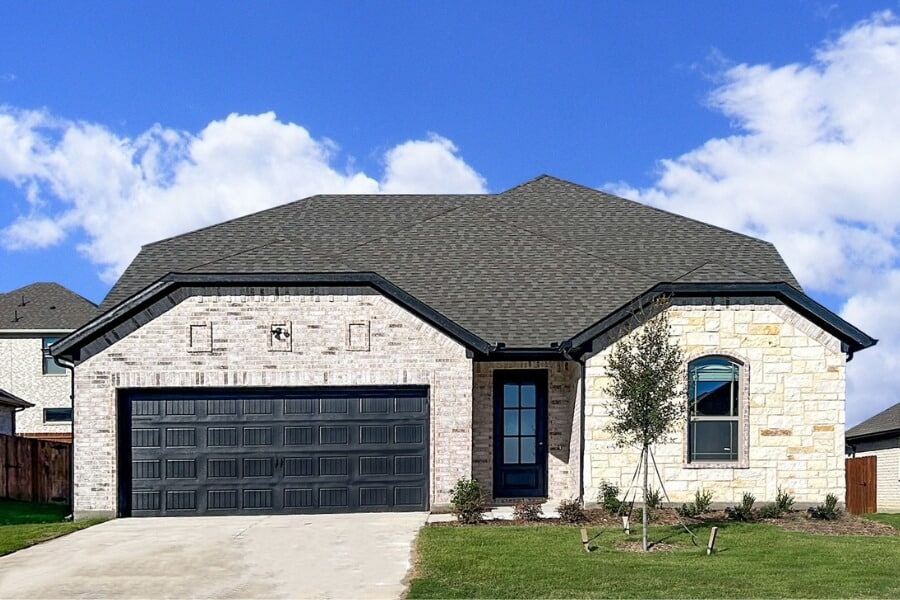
[688, 357, 741, 463]
[42, 337, 66, 375]
[44, 408, 73, 422]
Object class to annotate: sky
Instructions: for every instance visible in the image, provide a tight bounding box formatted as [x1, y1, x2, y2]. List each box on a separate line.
[1, 1, 898, 425]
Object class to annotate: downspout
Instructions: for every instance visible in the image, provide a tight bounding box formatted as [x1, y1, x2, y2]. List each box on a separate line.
[560, 342, 587, 504]
[53, 355, 76, 516]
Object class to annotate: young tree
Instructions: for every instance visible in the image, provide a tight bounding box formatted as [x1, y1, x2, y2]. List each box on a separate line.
[604, 298, 684, 551]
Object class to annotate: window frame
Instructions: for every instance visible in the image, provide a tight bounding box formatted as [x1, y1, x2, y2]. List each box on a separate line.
[42, 337, 67, 375]
[43, 407, 73, 423]
[684, 353, 750, 469]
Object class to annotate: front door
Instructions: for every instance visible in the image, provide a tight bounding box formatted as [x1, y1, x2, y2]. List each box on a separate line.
[493, 370, 548, 498]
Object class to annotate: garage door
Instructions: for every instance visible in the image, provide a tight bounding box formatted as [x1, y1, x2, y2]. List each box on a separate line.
[119, 387, 429, 517]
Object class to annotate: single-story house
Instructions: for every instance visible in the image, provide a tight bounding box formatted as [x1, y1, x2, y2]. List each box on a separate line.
[51, 175, 876, 519]
[0, 389, 33, 436]
[846, 403, 900, 513]
[0, 283, 98, 442]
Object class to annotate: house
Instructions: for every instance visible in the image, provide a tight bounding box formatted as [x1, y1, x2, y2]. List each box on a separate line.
[0, 389, 33, 435]
[846, 403, 900, 513]
[50, 175, 876, 519]
[0, 283, 98, 442]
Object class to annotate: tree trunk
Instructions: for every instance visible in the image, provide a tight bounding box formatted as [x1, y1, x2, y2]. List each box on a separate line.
[642, 444, 649, 552]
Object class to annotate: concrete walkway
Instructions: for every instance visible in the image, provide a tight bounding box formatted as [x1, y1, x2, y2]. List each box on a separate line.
[0, 512, 427, 599]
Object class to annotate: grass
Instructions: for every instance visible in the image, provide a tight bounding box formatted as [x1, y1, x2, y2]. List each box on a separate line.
[862, 513, 900, 529]
[0, 499, 103, 557]
[407, 522, 900, 598]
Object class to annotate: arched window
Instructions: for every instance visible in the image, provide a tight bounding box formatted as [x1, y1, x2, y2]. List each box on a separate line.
[688, 357, 741, 463]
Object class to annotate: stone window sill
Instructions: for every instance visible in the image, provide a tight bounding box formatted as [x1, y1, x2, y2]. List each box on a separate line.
[683, 461, 749, 469]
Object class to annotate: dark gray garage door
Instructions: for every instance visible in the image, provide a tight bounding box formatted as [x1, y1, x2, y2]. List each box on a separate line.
[119, 387, 429, 517]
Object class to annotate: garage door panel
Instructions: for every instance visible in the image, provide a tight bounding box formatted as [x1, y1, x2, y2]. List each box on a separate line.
[123, 387, 429, 516]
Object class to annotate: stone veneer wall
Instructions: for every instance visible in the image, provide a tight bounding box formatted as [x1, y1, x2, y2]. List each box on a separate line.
[0, 335, 73, 436]
[73, 287, 473, 518]
[472, 361, 581, 504]
[585, 299, 846, 505]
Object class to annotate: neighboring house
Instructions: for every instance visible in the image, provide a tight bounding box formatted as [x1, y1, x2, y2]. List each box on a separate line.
[0, 283, 98, 442]
[51, 175, 876, 520]
[846, 403, 900, 513]
[0, 389, 33, 435]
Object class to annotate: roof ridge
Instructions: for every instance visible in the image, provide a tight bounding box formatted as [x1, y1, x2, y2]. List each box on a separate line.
[675, 260, 764, 283]
[333, 202, 468, 257]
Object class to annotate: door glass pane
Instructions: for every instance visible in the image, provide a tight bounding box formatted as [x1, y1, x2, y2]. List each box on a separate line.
[503, 384, 519, 408]
[520, 438, 536, 464]
[503, 438, 519, 464]
[520, 409, 535, 436]
[520, 385, 536, 408]
[504, 409, 519, 436]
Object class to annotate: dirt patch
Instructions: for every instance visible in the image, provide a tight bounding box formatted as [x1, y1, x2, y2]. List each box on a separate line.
[430, 508, 899, 536]
[616, 540, 680, 553]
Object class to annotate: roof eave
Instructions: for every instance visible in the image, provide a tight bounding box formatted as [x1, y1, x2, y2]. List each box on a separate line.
[566, 282, 877, 355]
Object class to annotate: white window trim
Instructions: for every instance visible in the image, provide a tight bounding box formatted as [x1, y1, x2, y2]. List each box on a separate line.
[683, 351, 750, 469]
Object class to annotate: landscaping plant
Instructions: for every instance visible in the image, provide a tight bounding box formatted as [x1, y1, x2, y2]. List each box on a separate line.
[726, 492, 757, 521]
[603, 297, 684, 551]
[761, 487, 795, 519]
[808, 493, 841, 520]
[676, 488, 713, 518]
[556, 498, 586, 524]
[598, 481, 627, 516]
[449, 478, 486, 524]
[513, 500, 543, 522]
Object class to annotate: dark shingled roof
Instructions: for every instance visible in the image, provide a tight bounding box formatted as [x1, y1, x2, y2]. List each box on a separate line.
[100, 175, 803, 348]
[0, 388, 33, 409]
[1, 283, 98, 331]
[846, 403, 900, 440]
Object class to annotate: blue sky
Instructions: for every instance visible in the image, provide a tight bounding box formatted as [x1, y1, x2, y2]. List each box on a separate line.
[1, 1, 898, 424]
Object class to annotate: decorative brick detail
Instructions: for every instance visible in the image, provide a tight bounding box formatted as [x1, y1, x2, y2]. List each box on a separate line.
[761, 429, 793, 436]
[72, 287, 473, 518]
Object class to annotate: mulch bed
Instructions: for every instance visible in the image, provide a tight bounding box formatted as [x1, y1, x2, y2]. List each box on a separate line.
[432, 508, 899, 536]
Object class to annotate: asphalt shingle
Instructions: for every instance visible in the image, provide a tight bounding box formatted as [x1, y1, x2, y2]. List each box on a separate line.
[0, 282, 98, 330]
[846, 403, 900, 440]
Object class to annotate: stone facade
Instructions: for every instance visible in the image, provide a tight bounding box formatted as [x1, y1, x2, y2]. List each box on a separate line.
[472, 361, 581, 504]
[72, 287, 473, 518]
[585, 298, 846, 505]
[0, 334, 73, 438]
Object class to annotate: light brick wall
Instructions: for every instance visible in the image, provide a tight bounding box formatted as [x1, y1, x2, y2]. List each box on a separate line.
[0, 335, 73, 436]
[585, 299, 846, 505]
[73, 287, 473, 518]
[472, 361, 581, 504]
[853, 440, 900, 513]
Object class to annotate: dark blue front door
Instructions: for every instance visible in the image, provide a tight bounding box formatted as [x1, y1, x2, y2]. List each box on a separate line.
[493, 370, 548, 498]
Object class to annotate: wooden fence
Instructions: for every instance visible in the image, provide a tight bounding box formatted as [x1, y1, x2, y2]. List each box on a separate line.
[0, 433, 71, 504]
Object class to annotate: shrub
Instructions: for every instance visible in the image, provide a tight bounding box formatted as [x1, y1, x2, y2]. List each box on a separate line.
[556, 498, 586, 524]
[449, 478, 486, 524]
[646, 487, 662, 510]
[761, 488, 796, 519]
[676, 488, 713, 518]
[598, 481, 627, 516]
[513, 500, 544, 522]
[726, 492, 757, 521]
[808, 493, 841, 520]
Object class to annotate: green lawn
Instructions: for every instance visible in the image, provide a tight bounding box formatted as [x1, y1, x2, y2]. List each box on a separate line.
[407, 523, 900, 599]
[0, 499, 102, 557]
[863, 513, 900, 529]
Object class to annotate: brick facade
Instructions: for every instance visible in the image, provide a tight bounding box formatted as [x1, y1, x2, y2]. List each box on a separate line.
[0, 335, 73, 438]
[72, 287, 473, 518]
[585, 299, 846, 505]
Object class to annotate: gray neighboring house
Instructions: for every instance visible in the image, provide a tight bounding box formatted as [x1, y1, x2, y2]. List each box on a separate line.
[0, 283, 98, 442]
[51, 175, 876, 520]
[846, 403, 900, 513]
[0, 389, 33, 436]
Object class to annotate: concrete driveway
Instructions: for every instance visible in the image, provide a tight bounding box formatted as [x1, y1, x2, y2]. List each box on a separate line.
[0, 512, 427, 599]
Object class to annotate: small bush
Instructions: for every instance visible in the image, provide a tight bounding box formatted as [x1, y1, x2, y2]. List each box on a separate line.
[808, 493, 841, 520]
[646, 487, 662, 510]
[598, 481, 627, 515]
[449, 478, 486, 524]
[762, 488, 796, 519]
[676, 488, 713, 518]
[726, 492, 757, 521]
[557, 498, 586, 524]
[513, 500, 544, 522]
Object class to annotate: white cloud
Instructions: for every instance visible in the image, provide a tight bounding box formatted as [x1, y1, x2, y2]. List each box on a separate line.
[612, 11, 900, 425]
[0, 110, 487, 281]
